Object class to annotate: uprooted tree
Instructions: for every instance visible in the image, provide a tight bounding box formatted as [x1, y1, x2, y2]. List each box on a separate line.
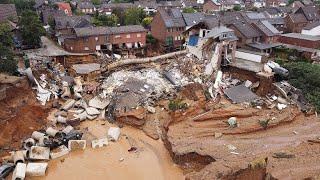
[0, 23, 17, 74]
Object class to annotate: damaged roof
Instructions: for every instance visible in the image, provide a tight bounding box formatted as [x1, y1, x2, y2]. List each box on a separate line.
[158, 8, 186, 28]
[182, 12, 205, 27]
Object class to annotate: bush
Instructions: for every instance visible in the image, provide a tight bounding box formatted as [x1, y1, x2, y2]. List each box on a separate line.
[168, 99, 188, 111]
[283, 62, 320, 111]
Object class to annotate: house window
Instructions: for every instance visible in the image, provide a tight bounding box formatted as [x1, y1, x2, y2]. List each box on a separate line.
[126, 34, 131, 38]
[95, 37, 99, 41]
[137, 33, 141, 37]
[115, 35, 121, 38]
[84, 47, 89, 50]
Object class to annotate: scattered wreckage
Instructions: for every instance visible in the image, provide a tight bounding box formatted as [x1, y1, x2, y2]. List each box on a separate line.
[3, 32, 314, 179]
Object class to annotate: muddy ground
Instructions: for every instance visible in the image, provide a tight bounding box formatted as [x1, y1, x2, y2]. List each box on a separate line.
[0, 78, 49, 157]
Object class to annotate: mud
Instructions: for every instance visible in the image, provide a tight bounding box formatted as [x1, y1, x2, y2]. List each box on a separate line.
[0, 79, 48, 157]
[159, 88, 320, 179]
[30, 120, 184, 180]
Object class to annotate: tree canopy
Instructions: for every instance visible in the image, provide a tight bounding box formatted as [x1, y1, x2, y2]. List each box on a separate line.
[182, 7, 196, 13]
[19, 10, 45, 48]
[92, 14, 119, 26]
[142, 17, 153, 28]
[124, 8, 146, 25]
[9, 0, 35, 14]
[0, 23, 17, 74]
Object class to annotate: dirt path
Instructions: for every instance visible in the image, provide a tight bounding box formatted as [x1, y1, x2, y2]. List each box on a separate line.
[30, 120, 184, 180]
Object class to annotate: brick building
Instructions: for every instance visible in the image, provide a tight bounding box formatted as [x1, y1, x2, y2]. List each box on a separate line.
[62, 25, 147, 54]
[203, 0, 221, 13]
[151, 9, 186, 52]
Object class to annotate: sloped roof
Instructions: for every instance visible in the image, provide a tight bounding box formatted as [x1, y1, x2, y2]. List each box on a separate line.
[74, 26, 110, 37]
[304, 20, 320, 30]
[109, 25, 146, 34]
[254, 20, 280, 36]
[219, 11, 245, 25]
[288, 13, 307, 23]
[55, 15, 92, 30]
[231, 21, 262, 38]
[74, 25, 146, 37]
[78, 1, 94, 9]
[245, 12, 267, 20]
[182, 12, 205, 27]
[101, 2, 136, 9]
[0, 4, 18, 23]
[296, 6, 320, 21]
[158, 8, 186, 28]
[56, 2, 72, 16]
[281, 33, 320, 41]
[205, 26, 234, 38]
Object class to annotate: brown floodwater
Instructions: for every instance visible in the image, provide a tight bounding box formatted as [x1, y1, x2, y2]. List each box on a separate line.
[28, 120, 184, 180]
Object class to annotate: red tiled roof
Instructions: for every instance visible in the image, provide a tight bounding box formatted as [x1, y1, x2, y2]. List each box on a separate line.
[56, 2, 72, 16]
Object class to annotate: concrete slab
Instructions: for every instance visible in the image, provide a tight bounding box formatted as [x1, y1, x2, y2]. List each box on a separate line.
[50, 145, 69, 159]
[68, 140, 86, 151]
[92, 138, 108, 148]
[26, 163, 48, 176]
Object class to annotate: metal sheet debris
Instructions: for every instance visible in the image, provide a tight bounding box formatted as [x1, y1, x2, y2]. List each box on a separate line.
[224, 84, 259, 103]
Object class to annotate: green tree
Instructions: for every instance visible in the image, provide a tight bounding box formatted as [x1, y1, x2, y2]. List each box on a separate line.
[283, 61, 320, 111]
[9, 0, 35, 14]
[142, 17, 152, 27]
[19, 10, 45, 48]
[91, 0, 101, 5]
[124, 7, 146, 25]
[0, 23, 17, 74]
[146, 34, 156, 44]
[112, 8, 125, 25]
[233, 5, 241, 11]
[182, 7, 196, 13]
[92, 14, 119, 26]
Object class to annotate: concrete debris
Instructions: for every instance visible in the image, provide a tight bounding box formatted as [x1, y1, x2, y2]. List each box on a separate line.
[13, 151, 25, 165]
[31, 131, 46, 141]
[62, 126, 74, 135]
[108, 127, 121, 141]
[50, 145, 69, 159]
[228, 117, 238, 128]
[147, 106, 156, 114]
[12, 163, 26, 180]
[85, 107, 100, 116]
[46, 127, 64, 138]
[277, 103, 287, 110]
[61, 99, 76, 111]
[214, 132, 223, 138]
[91, 138, 108, 148]
[26, 163, 48, 176]
[68, 140, 86, 151]
[56, 115, 67, 123]
[29, 146, 50, 160]
[23, 138, 35, 150]
[88, 96, 110, 109]
[224, 85, 259, 103]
